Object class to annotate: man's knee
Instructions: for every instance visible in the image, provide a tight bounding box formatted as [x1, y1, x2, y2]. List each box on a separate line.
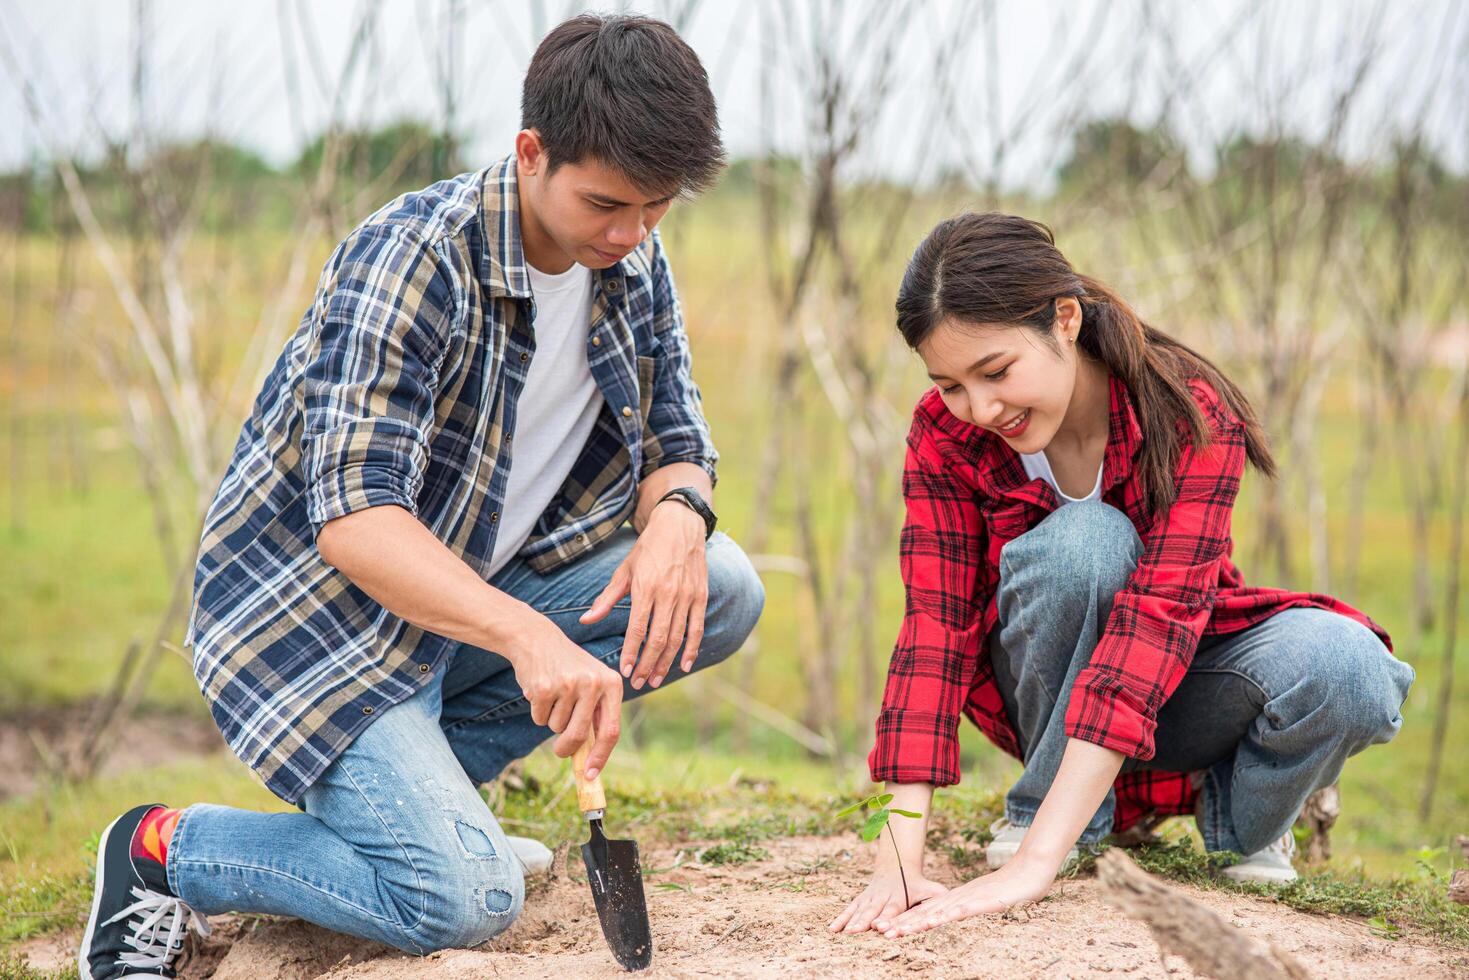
[700, 533, 765, 661]
[398, 853, 525, 953]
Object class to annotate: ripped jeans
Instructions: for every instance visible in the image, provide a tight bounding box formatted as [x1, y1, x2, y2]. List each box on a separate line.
[166, 529, 764, 953]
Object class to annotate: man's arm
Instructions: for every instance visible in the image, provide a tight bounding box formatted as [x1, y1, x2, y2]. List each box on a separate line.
[318, 505, 624, 779]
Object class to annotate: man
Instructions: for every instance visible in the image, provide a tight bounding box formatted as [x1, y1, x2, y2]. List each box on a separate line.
[79, 14, 763, 978]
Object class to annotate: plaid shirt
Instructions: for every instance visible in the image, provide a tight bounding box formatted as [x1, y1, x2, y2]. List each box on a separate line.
[186, 157, 717, 804]
[869, 375, 1390, 829]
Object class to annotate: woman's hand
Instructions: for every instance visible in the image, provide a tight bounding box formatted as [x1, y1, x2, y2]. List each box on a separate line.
[829, 871, 949, 935]
[871, 855, 1056, 938]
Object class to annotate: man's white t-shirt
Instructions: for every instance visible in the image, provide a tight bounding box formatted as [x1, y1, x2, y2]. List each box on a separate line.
[1020, 450, 1102, 505]
[486, 261, 605, 575]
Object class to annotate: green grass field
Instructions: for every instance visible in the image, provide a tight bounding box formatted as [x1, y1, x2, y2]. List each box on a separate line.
[2, 195, 1467, 955]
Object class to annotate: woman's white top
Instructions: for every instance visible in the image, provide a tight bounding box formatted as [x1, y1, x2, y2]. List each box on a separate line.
[1020, 450, 1103, 505]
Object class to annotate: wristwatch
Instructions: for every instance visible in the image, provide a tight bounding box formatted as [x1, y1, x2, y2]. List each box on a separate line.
[656, 487, 717, 539]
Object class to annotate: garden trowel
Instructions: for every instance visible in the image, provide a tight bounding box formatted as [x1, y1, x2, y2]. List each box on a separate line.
[572, 742, 653, 971]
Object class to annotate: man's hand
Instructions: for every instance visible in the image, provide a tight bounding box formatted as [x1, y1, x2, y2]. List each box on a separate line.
[508, 615, 624, 780]
[580, 499, 708, 690]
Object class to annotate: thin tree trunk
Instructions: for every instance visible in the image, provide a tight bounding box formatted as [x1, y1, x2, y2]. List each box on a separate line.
[1341, 357, 1379, 602]
[1419, 371, 1468, 821]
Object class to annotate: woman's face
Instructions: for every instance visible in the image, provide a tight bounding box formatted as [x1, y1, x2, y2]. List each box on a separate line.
[916, 307, 1081, 453]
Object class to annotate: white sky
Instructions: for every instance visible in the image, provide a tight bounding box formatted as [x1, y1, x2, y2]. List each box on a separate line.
[1, 0, 1464, 190]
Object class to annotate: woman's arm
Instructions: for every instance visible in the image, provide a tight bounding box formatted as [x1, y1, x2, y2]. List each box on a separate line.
[873, 738, 1123, 938]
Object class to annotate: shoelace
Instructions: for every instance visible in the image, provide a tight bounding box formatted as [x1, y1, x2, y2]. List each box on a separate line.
[102, 886, 211, 971]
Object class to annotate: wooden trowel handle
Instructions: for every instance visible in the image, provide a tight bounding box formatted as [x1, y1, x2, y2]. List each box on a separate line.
[572, 741, 607, 813]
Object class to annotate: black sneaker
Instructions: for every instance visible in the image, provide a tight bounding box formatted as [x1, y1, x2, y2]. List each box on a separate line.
[78, 804, 210, 979]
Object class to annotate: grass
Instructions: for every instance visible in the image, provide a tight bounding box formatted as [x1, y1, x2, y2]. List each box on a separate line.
[0, 953, 76, 980]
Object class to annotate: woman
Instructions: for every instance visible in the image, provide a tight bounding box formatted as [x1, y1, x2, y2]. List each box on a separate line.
[831, 212, 1413, 939]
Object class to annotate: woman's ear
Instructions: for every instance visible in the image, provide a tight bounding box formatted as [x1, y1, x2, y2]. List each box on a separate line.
[1056, 297, 1083, 344]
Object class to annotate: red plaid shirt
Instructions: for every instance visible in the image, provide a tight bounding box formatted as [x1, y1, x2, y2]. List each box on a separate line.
[869, 375, 1391, 830]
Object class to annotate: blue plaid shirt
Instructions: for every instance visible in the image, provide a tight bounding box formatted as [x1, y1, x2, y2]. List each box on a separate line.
[185, 156, 718, 804]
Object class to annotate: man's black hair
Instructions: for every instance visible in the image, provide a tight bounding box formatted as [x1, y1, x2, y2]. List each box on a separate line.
[521, 13, 725, 197]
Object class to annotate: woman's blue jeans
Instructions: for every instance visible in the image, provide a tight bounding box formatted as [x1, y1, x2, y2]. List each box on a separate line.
[165, 529, 764, 953]
[990, 501, 1414, 854]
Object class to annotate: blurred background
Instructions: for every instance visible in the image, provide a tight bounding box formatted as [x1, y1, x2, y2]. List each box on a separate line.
[2, 0, 1466, 910]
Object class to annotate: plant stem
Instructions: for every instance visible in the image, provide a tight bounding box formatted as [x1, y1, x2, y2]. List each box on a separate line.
[886, 825, 910, 910]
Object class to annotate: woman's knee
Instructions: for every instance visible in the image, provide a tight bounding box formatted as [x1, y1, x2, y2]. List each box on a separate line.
[1000, 501, 1140, 600]
[698, 533, 766, 661]
[1324, 622, 1413, 746]
[1278, 613, 1412, 746]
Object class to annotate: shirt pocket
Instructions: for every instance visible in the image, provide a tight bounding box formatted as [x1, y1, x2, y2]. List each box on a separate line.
[636, 355, 656, 422]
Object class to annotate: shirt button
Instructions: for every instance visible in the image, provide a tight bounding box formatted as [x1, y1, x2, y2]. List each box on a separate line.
[606, 279, 623, 294]
[621, 406, 633, 418]
[362, 705, 375, 716]
[520, 352, 529, 362]
[418, 663, 430, 674]
[591, 335, 602, 347]
[490, 512, 500, 523]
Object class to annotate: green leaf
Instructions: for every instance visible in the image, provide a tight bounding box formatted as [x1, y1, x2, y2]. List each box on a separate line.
[860, 808, 891, 842]
[875, 793, 894, 807]
[836, 797, 874, 818]
[1368, 915, 1401, 940]
[889, 808, 922, 819]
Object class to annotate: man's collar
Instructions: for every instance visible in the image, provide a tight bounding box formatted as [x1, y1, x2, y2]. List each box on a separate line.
[478, 154, 653, 300]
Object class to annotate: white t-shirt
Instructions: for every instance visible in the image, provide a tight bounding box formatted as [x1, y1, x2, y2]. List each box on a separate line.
[486, 261, 605, 575]
[1020, 450, 1103, 505]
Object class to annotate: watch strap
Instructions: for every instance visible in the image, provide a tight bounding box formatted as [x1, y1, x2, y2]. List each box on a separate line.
[656, 487, 716, 539]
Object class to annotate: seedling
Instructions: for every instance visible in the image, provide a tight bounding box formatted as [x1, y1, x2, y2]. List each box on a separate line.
[837, 794, 922, 910]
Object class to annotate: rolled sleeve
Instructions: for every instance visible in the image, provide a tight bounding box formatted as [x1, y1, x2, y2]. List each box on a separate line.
[869, 414, 988, 786]
[639, 232, 719, 483]
[300, 225, 457, 538]
[1065, 391, 1245, 760]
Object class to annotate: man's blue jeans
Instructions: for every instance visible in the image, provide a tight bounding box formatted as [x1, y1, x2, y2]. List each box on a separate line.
[990, 501, 1414, 854]
[165, 529, 764, 953]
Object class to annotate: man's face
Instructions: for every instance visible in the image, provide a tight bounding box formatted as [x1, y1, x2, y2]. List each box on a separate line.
[516, 130, 674, 271]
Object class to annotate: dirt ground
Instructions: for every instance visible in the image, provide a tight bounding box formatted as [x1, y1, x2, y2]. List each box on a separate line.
[19, 835, 1469, 979]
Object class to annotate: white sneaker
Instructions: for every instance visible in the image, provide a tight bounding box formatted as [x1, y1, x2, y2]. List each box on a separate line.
[984, 818, 1079, 871]
[507, 836, 554, 875]
[1221, 831, 1299, 884]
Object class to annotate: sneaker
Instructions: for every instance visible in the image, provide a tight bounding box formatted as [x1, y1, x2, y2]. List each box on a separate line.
[984, 817, 1079, 871]
[1221, 831, 1299, 884]
[507, 835, 554, 875]
[79, 804, 210, 980]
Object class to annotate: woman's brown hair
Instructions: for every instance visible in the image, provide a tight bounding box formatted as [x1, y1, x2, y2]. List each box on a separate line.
[895, 212, 1275, 514]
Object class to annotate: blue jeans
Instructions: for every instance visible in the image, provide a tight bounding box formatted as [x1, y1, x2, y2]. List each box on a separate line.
[165, 529, 764, 953]
[990, 501, 1414, 854]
